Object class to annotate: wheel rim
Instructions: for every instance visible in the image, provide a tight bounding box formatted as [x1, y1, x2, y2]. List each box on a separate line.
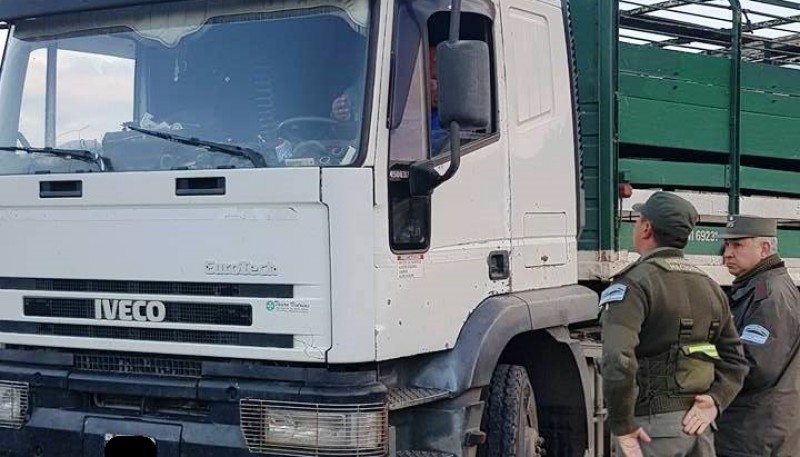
[517, 384, 541, 457]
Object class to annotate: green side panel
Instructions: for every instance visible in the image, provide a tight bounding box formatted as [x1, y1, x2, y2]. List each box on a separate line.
[742, 167, 800, 196]
[619, 162, 800, 196]
[742, 61, 800, 97]
[618, 223, 800, 258]
[619, 73, 729, 110]
[618, 96, 730, 154]
[619, 95, 800, 162]
[741, 113, 800, 162]
[619, 43, 730, 86]
[619, 159, 728, 189]
[742, 90, 800, 118]
[618, 44, 800, 163]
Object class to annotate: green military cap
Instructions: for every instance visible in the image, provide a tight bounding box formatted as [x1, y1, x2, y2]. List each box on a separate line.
[633, 192, 699, 246]
[720, 215, 777, 239]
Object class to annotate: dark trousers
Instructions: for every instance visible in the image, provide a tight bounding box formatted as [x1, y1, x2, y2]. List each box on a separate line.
[616, 411, 716, 457]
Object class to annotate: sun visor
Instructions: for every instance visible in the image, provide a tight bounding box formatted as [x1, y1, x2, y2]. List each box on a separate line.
[408, 0, 495, 28]
[1, 0, 370, 28]
[13, 0, 370, 45]
[0, 0, 175, 21]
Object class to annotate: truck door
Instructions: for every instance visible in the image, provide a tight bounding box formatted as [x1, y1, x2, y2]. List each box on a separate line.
[500, 0, 580, 291]
[377, 1, 512, 358]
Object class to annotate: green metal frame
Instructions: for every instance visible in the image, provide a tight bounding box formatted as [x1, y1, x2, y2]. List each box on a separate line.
[598, 0, 619, 251]
[728, 0, 742, 215]
[572, 0, 800, 255]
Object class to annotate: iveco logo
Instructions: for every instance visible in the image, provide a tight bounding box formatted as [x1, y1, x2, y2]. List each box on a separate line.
[94, 299, 166, 322]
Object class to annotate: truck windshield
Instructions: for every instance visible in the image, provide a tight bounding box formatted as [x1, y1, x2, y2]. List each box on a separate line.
[0, 0, 371, 174]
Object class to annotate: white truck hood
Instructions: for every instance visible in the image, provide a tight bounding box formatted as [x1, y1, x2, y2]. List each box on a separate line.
[0, 168, 332, 362]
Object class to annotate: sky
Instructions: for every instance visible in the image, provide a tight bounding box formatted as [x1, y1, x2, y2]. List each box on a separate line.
[619, 0, 800, 57]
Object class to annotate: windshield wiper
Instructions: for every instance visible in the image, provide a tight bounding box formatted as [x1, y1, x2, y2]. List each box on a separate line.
[0, 146, 113, 171]
[124, 124, 267, 168]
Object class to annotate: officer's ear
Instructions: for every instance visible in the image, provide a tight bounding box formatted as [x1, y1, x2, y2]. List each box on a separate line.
[639, 218, 655, 240]
[756, 238, 774, 258]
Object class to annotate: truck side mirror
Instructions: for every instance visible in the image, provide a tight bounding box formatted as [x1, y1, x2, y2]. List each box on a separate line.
[437, 40, 492, 129]
[409, 40, 491, 197]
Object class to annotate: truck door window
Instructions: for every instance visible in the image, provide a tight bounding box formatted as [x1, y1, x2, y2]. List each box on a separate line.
[388, 3, 431, 252]
[387, 8, 496, 252]
[389, 46, 428, 163]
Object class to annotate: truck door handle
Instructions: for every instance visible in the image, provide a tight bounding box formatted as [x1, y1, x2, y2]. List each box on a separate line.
[488, 250, 510, 280]
[39, 180, 83, 198]
[175, 177, 226, 196]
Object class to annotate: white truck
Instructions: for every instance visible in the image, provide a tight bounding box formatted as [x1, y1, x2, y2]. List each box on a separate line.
[0, 0, 796, 456]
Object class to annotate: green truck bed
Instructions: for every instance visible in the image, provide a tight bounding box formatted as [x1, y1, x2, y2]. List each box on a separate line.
[571, 0, 800, 272]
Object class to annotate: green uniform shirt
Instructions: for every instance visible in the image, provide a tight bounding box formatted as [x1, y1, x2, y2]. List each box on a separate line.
[600, 248, 749, 436]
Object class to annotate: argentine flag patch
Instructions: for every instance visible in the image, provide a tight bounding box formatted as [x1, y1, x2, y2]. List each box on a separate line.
[599, 284, 628, 308]
[740, 324, 770, 345]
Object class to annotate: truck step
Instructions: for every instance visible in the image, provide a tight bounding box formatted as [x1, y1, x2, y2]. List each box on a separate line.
[387, 387, 450, 411]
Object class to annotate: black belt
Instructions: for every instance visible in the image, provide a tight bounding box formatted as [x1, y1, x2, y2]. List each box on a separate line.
[635, 395, 695, 417]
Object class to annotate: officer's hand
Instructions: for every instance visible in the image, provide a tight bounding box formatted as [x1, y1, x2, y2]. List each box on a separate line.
[615, 428, 652, 457]
[331, 94, 351, 121]
[682, 394, 718, 435]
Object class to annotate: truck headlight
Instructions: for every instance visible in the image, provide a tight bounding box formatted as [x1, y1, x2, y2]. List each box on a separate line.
[240, 400, 388, 456]
[0, 381, 28, 428]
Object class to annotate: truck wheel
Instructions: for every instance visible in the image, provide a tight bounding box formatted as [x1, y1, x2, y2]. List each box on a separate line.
[482, 364, 543, 457]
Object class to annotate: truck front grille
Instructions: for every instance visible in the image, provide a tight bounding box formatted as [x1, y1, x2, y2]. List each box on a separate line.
[94, 393, 210, 417]
[74, 353, 203, 378]
[24, 298, 252, 326]
[0, 321, 293, 348]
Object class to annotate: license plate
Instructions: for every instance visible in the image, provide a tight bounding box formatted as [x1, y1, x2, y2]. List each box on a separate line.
[104, 433, 156, 444]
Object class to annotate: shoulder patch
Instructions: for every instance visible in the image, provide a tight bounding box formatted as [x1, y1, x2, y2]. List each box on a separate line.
[740, 324, 770, 345]
[599, 284, 628, 307]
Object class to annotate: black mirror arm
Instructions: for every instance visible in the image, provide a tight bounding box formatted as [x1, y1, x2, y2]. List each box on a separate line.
[439, 121, 461, 182]
[449, 0, 462, 42]
[437, 0, 463, 185]
[408, 0, 464, 197]
[409, 121, 462, 196]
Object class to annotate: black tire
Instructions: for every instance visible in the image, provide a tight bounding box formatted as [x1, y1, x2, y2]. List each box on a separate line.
[482, 364, 543, 457]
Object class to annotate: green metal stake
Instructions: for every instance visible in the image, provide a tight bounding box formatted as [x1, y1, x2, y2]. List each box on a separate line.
[599, 0, 619, 250]
[728, 0, 742, 216]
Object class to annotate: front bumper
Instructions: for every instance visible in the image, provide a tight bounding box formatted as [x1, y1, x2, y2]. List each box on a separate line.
[0, 408, 251, 457]
[0, 350, 386, 457]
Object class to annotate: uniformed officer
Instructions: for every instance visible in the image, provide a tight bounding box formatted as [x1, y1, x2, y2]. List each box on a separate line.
[716, 215, 800, 457]
[600, 192, 748, 457]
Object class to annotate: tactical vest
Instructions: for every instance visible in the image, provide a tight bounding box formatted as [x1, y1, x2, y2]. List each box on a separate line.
[632, 257, 724, 417]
